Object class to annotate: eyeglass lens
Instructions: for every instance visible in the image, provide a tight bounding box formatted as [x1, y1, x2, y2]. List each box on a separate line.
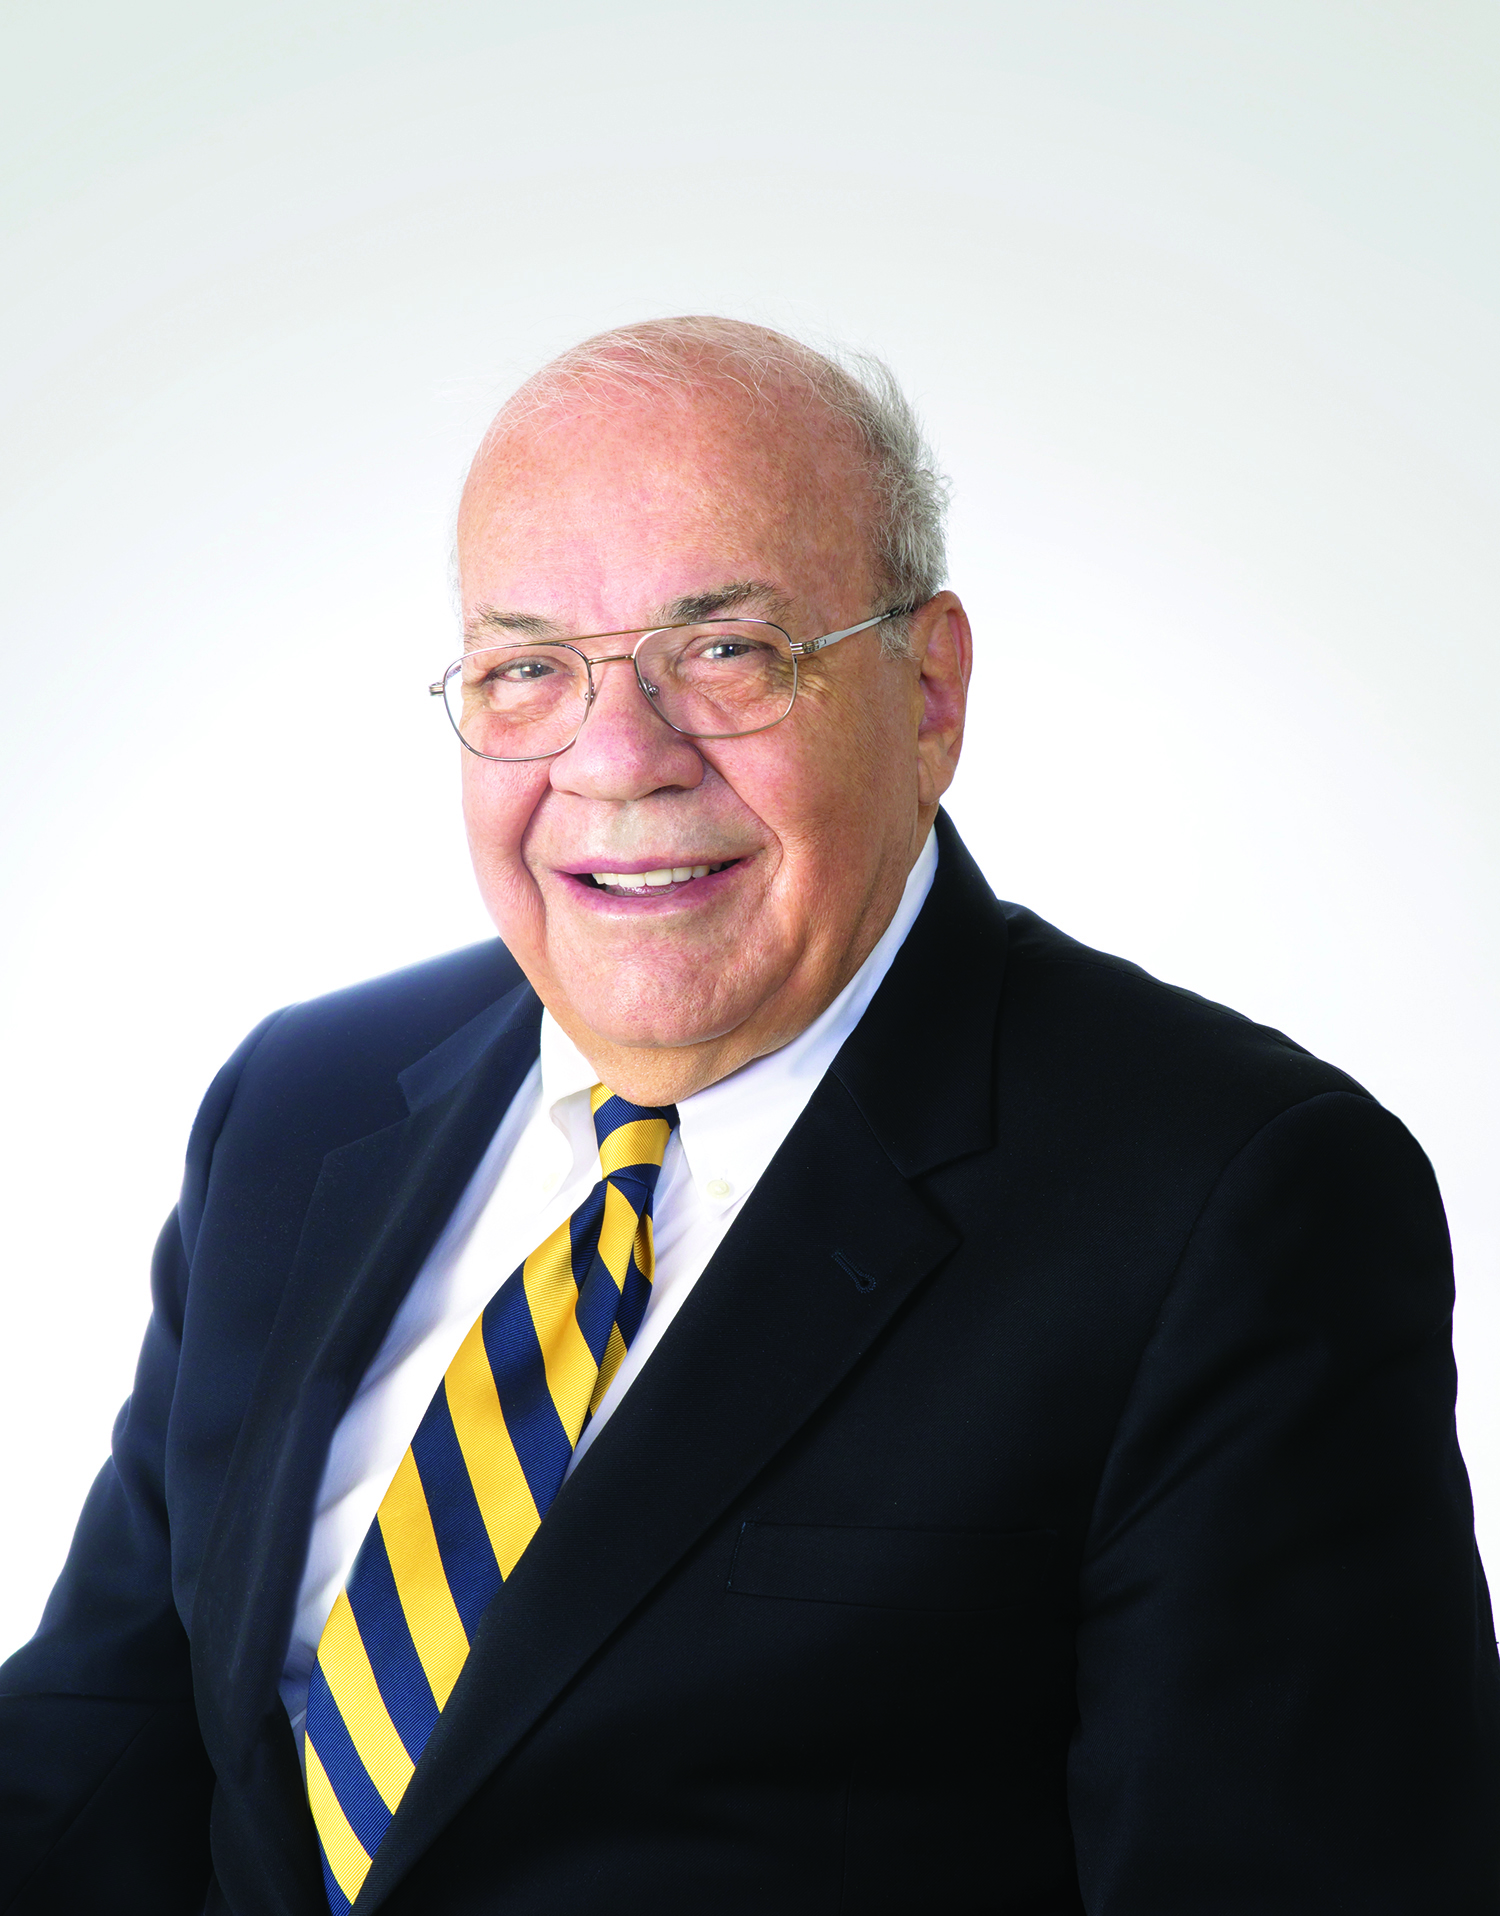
[444, 621, 799, 759]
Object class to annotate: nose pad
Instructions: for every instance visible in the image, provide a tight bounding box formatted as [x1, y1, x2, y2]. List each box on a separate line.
[551, 648, 703, 793]
[571, 653, 670, 737]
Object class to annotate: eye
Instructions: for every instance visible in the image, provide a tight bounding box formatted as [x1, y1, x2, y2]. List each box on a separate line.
[490, 655, 558, 683]
[684, 630, 778, 666]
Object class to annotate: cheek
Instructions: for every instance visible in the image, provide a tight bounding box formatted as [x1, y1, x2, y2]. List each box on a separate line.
[461, 759, 551, 879]
[747, 695, 909, 855]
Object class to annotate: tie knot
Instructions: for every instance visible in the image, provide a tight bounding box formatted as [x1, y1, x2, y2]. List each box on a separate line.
[590, 1085, 679, 1178]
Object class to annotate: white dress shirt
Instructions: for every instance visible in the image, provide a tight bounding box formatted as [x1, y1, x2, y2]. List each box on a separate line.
[278, 828, 938, 1746]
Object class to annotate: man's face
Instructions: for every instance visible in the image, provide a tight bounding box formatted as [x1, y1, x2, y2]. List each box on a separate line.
[455, 379, 968, 1102]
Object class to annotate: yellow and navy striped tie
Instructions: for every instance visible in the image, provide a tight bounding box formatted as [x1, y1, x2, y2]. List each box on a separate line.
[304, 1086, 677, 1912]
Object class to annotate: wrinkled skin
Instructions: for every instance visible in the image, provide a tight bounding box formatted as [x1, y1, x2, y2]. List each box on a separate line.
[455, 376, 972, 1106]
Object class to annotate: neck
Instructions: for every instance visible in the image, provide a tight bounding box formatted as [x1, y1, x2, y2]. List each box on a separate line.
[547, 990, 839, 1108]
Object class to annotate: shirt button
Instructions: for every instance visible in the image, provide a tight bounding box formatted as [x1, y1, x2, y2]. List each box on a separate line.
[705, 1177, 733, 1201]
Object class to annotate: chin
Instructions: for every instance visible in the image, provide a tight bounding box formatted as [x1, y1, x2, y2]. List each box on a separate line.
[561, 970, 760, 1054]
[572, 1003, 739, 1053]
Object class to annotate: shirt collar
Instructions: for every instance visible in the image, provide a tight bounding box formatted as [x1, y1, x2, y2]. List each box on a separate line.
[538, 827, 938, 1206]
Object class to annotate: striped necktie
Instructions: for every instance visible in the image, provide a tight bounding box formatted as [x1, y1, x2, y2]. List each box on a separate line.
[304, 1085, 678, 1912]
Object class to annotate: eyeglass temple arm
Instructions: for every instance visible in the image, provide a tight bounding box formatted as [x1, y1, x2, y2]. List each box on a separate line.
[790, 608, 910, 656]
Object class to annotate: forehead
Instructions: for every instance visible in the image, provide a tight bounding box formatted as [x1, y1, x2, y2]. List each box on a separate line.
[457, 379, 877, 625]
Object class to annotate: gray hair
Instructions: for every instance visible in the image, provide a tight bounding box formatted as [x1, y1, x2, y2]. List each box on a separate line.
[486, 316, 950, 657]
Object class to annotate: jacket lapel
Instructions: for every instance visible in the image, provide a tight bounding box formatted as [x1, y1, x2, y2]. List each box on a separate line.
[355, 813, 1010, 1912]
[190, 982, 543, 1915]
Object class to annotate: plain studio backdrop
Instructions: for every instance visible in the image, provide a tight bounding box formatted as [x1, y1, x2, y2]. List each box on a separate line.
[1, 1, 1497, 1660]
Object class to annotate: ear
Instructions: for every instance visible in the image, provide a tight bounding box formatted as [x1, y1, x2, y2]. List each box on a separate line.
[908, 592, 973, 809]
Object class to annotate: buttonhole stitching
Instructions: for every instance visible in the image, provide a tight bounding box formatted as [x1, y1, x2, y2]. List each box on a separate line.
[833, 1250, 877, 1293]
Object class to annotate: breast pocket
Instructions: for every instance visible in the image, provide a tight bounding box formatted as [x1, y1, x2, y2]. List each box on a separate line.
[726, 1521, 1055, 1612]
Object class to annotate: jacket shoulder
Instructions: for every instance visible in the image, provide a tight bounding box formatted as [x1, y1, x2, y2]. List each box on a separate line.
[266, 937, 524, 1058]
[210, 938, 530, 1159]
[994, 900, 1372, 1148]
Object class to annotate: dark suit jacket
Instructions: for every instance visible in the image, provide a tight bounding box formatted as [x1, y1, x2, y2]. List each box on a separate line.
[2, 814, 1497, 1914]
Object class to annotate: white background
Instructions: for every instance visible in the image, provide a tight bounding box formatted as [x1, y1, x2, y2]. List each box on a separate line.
[2, 1, 1496, 1659]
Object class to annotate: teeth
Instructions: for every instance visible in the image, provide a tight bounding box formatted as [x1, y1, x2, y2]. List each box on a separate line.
[589, 862, 723, 890]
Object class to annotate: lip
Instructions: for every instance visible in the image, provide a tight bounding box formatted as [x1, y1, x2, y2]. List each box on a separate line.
[552, 856, 748, 907]
[555, 855, 746, 875]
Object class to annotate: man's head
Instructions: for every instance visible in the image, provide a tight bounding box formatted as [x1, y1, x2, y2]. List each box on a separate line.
[454, 317, 972, 1103]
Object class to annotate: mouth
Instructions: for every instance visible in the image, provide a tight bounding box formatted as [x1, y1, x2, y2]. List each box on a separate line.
[568, 858, 742, 900]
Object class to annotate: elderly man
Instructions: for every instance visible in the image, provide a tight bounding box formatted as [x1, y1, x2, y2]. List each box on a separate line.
[1, 318, 1496, 1915]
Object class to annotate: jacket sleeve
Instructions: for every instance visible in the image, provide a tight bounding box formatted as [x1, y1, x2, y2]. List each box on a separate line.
[0, 1013, 284, 1915]
[1067, 1089, 1500, 1914]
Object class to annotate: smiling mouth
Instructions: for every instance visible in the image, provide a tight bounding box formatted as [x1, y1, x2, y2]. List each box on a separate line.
[579, 859, 739, 898]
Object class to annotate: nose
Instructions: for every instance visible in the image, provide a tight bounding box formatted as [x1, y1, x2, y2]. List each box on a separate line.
[549, 654, 705, 801]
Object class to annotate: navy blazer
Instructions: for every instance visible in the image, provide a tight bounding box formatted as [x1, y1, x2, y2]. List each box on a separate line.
[2, 814, 1497, 1913]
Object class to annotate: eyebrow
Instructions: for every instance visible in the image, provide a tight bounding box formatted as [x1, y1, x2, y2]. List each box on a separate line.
[464, 578, 795, 648]
[659, 579, 793, 624]
[465, 608, 558, 644]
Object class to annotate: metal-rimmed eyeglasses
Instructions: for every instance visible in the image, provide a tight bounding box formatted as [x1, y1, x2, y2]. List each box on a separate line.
[429, 609, 908, 762]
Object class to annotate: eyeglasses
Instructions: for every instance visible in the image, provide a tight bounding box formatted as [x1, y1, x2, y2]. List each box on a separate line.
[429, 609, 907, 762]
